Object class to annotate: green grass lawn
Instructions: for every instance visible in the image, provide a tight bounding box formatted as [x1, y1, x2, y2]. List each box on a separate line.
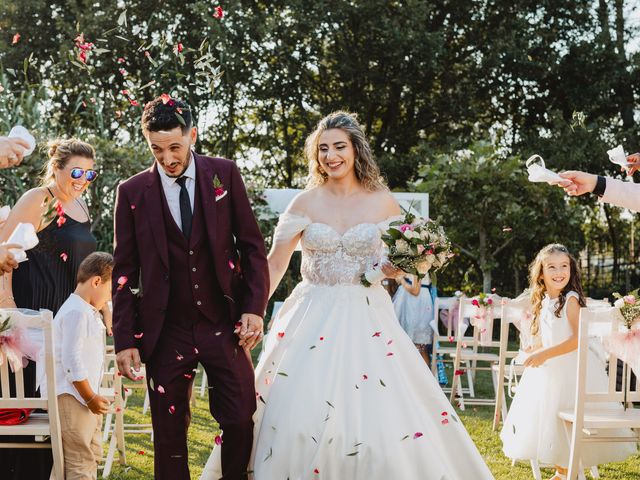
[103, 364, 640, 479]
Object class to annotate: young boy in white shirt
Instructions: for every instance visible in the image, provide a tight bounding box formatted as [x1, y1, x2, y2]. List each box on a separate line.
[47, 252, 113, 479]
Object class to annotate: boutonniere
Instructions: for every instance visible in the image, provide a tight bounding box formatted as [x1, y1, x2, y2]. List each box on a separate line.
[213, 174, 227, 202]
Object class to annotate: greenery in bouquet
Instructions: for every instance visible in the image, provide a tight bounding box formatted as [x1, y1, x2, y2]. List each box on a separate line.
[382, 209, 452, 279]
[361, 207, 452, 287]
[612, 289, 640, 330]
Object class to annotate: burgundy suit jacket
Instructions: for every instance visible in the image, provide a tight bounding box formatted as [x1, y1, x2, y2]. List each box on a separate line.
[111, 154, 269, 360]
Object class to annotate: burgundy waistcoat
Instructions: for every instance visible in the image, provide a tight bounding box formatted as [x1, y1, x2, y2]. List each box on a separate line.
[160, 182, 226, 326]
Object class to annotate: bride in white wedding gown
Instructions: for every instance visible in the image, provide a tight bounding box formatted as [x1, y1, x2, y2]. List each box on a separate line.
[201, 112, 494, 479]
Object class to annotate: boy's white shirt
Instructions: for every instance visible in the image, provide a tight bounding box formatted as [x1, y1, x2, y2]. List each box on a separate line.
[39, 294, 105, 405]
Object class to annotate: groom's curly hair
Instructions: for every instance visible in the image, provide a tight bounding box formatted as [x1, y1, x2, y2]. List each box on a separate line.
[142, 96, 193, 134]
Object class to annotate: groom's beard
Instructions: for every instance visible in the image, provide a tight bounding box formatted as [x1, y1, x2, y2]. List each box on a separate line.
[164, 150, 192, 178]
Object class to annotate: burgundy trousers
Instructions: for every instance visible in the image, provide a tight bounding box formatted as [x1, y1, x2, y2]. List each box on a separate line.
[145, 316, 256, 480]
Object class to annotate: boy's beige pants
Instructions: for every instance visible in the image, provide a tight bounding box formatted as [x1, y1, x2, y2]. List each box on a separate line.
[58, 393, 103, 480]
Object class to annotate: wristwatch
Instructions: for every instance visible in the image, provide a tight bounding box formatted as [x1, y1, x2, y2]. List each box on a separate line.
[592, 175, 606, 197]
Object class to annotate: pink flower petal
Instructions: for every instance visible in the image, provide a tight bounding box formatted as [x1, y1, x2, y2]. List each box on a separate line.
[134, 332, 143, 339]
[157, 385, 165, 394]
[60, 252, 68, 262]
[362, 374, 368, 380]
[168, 405, 176, 414]
[386, 352, 394, 357]
[413, 432, 423, 439]
[441, 418, 449, 425]
[215, 434, 222, 445]
[277, 332, 285, 338]
[194, 347, 199, 354]
[228, 259, 235, 270]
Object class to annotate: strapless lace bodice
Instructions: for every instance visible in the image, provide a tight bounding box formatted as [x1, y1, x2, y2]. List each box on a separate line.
[272, 213, 398, 286]
[301, 223, 383, 285]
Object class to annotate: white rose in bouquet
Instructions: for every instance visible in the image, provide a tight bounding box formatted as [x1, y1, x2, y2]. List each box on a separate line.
[404, 230, 420, 240]
[395, 239, 410, 253]
[417, 261, 431, 274]
[614, 298, 626, 309]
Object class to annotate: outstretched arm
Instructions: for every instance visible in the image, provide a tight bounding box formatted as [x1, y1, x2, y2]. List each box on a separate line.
[267, 228, 300, 299]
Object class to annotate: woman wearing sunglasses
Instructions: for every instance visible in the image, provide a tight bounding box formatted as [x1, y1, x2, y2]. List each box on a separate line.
[0, 138, 100, 480]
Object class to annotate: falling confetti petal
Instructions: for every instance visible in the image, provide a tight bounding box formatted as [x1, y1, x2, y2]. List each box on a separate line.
[215, 435, 222, 446]
[313, 469, 319, 475]
[213, 6, 224, 18]
[386, 352, 394, 357]
[319, 336, 324, 341]
[277, 332, 285, 338]
[413, 432, 423, 439]
[168, 405, 176, 414]
[387, 340, 393, 345]
[117, 276, 128, 290]
[441, 418, 449, 425]
[502, 227, 512, 232]
[60, 252, 68, 262]
[362, 374, 368, 380]
[12, 33, 21, 44]
[157, 385, 165, 394]
[134, 332, 143, 339]
[228, 259, 235, 270]
[160, 93, 171, 104]
[372, 331, 381, 337]
[194, 347, 199, 354]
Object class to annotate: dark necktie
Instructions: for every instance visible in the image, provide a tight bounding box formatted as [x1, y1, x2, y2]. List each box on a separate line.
[176, 176, 192, 240]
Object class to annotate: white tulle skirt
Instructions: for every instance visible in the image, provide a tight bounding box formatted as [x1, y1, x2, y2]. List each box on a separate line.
[500, 349, 636, 468]
[201, 282, 494, 480]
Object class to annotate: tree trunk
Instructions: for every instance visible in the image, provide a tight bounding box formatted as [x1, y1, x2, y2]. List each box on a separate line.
[478, 228, 492, 293]
[603, 204, 620, 285]
[614, 0, 635, 129]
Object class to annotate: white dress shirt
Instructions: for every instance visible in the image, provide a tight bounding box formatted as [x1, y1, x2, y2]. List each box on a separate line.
[40, 294, 105, 405]
[157, 153, 196, 231]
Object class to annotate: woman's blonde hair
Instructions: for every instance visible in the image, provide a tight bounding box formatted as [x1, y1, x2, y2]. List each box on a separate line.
[304, 111, 386, 191]
[528, 243, 586, 336]
[40, 138, 95, 186]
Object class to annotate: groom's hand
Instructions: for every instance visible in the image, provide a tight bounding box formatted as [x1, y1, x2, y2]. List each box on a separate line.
[116, 347, 142, 381]
[235, 313, 264, 350]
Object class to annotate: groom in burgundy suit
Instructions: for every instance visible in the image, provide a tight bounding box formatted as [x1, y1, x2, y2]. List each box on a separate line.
[112, 96, 269, 479]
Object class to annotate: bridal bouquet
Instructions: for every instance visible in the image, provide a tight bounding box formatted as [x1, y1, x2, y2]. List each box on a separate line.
[360, 209, 452, 287]
[604, 290, 640, 378]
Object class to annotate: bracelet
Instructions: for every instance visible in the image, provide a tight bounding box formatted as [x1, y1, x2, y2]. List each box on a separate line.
[85, 393, 97, 405]
[593, 175, 606, 197]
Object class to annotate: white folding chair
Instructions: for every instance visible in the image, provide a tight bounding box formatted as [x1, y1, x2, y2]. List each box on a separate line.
[0, 308, 64, 480]
[430, 296, 458, 378]
[100, 353, 126, 478]
[559, 307, 640, 480]
[449, 297, 501, 409]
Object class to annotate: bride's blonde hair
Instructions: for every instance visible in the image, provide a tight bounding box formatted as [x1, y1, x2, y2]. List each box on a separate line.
[304, 111, 386, 191]
[528, 244, 586, 336]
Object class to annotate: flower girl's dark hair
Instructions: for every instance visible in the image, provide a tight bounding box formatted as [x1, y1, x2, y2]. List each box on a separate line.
[528, 244, 586, 336]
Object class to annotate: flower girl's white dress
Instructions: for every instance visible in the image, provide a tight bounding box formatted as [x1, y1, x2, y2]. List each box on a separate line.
[201, 213, 494, 479]
[393, 276, 434, 345]
[500, 291, 636, 467]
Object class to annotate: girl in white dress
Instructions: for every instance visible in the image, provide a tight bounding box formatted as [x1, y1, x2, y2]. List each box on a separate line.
[500, 244, 636, 479]
[201, 111, 493, 479]
[393, 274, 434, 365]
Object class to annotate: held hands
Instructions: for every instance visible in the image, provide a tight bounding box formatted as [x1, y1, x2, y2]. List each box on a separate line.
[87, 394, 111, 415]
[235, 313, 264, 350]
[116, 347, 143, 381]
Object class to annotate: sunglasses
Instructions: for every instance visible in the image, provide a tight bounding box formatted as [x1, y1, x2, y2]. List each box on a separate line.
[70, 168, 99, 183]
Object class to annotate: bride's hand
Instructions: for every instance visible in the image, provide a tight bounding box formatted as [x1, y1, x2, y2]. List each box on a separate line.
[381, 262, 402, 279]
